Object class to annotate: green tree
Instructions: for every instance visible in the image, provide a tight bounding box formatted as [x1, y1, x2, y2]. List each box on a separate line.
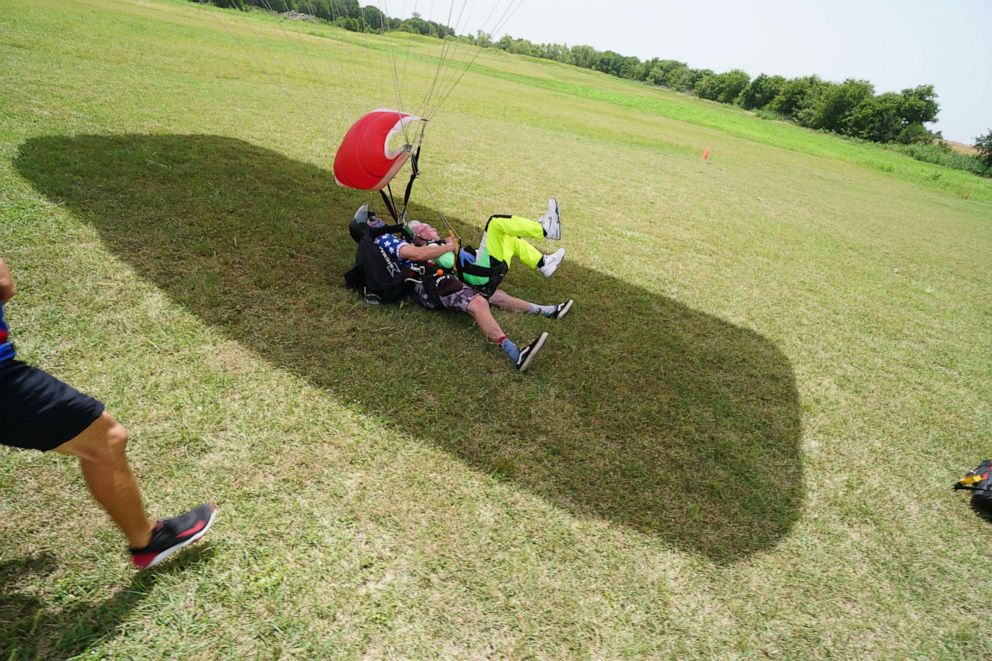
[770, 75, 826, 122]
[717, 69, 751, 104]
[973, 130, 992, 168]
[538, 42, 568, 62]
[645, 59, 687, 87]
[359, 5, 385, 29]
[848, 93, 904, 142]
[669, 66, 708, 92]
[739, 74, 786, 110]
[899, 85, 939, 125]
[568, 45, 598, 69]
[472, 30, 492, 47]
[594, 51, 628, 77]
[896, 123, 935, 145]
[695, 69, 750, 104]
[807, 78, 874, 133]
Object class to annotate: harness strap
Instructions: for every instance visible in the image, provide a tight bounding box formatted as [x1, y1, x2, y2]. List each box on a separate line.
[401, 146, 421, 218]
[458, 261, 500, 278]
[379, 188, 399, 222]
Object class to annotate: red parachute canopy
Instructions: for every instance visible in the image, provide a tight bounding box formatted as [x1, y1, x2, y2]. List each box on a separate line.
[333, 109, 424, 191]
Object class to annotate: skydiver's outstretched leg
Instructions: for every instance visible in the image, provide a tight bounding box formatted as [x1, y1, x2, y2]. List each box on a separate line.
[466, 295, 548, 372]
[489, 290, 574, 320]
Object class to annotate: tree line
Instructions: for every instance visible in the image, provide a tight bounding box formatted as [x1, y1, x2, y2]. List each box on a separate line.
[198, 0, 456, 37]
[484, 37, 941, 146]
[195, 0, 991, 175]
[484, 35, 992, 176]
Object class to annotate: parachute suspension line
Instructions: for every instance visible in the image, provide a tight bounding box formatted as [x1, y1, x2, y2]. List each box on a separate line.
[417, 174, 461, 243]
[427, 0, 525, 121]
[357, 3, 391, 106]
[398, 0, 418, 109]
[200, 5, 286, 94]
[424, 0, 484, 116]
[399, 120, 428, 221]
[378, 0, 412, 143]
[256, 0, 327, 88]
[414, 0, 482, 118]
[374, 118, 428, 224]
[199, 3, 329, 140]
[416, 0, 467, 120]
[253, 0, 348, 135]
[280, 0, 345, 89]
[428, 0, 525, 121]
[415, 0, 476, 120]
[298, 0, 350, 84]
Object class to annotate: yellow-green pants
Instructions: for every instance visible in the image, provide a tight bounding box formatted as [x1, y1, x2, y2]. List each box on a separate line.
[481, 214, 544, 269]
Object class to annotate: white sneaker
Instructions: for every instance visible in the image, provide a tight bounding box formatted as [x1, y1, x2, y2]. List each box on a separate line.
[538, 197, 561, 240]
[538, 248, 566, 277]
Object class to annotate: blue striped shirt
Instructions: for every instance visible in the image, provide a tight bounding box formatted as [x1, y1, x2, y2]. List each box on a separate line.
[374, 233, 415, 272]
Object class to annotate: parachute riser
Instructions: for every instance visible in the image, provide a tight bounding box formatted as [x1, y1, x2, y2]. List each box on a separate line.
[397, 121, 428, 223]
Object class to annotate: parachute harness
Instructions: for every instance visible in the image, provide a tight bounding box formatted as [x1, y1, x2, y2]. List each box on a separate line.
[379, 119, 429, 228]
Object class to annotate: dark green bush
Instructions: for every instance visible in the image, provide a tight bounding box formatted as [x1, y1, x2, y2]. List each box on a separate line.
[975, 130, 992, 169]
[887, 142, 989, 177]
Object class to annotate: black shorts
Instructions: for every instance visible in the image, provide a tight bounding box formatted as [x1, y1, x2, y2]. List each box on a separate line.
[0, 359, 105, 452]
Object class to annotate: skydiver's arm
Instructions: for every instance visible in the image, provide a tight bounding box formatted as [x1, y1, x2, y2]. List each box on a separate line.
[0, 259, 16, 304]
[397, 239, 455, 262]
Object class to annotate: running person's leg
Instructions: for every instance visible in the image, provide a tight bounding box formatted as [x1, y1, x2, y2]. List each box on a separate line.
[54, 412, 155, 548]
[1, 360, 215, 568]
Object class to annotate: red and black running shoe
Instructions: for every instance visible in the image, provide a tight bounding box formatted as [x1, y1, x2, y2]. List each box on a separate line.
[129, 503, 216, 570]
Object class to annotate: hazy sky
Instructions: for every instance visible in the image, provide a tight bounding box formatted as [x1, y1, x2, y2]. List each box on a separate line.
[402, 0, 992, 142]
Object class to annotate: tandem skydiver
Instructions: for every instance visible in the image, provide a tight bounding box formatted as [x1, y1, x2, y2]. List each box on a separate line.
[350, 198, 572, 372]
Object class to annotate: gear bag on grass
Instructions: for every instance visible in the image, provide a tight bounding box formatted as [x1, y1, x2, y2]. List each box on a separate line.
[954, 459, 992, 513]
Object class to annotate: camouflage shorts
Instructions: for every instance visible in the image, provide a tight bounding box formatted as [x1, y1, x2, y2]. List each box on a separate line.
[411, 280, 481, 313]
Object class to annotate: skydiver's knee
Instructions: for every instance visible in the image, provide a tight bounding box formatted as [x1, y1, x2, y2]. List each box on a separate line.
[467, 295, 490, 317]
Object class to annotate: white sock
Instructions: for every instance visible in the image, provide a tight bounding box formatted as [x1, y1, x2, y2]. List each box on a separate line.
[529, 303, 555, 316]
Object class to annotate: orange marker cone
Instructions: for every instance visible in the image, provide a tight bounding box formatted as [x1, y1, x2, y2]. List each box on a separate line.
[702, 146, 710, 161]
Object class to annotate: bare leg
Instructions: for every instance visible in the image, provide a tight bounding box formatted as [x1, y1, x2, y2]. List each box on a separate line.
[467, 295, 509, 342]
[488, 289, 534, 313]
[55, 412, 155, 548]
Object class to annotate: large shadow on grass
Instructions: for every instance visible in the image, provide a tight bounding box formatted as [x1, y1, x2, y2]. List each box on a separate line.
[0, 547, 214, 657]
[16, 134, 803, 562]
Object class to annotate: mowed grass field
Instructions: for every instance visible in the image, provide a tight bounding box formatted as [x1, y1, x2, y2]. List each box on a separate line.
[2, 0, 991, 657]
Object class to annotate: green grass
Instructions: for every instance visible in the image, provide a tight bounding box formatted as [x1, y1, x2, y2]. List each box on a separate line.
[1, 0, 991, 657]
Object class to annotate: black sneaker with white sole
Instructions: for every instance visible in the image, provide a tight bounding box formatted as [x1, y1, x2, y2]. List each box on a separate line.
[548, 299, 573, 319]
[130, 502, 217, 569]
[514, 332, 549, 372]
